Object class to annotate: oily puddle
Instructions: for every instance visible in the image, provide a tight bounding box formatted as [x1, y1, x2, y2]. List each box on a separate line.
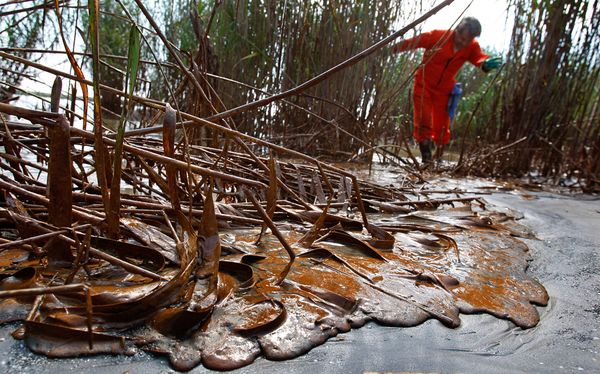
[0, 197, 548, 371]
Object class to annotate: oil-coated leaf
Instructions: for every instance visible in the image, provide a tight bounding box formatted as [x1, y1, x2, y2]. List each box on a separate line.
[24, 320, 129, 357]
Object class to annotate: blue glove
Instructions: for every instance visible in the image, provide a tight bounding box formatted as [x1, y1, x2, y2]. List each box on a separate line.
[482, 56, 503, 72]
[447, 82, 462, 121]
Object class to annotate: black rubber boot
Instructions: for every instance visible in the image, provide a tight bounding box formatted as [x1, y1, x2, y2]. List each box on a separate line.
[434, 144, 445, 162]
[419, 140, 432, 164]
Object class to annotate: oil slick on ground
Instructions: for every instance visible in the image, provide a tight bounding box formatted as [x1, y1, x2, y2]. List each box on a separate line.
[0, 174, 551, 371]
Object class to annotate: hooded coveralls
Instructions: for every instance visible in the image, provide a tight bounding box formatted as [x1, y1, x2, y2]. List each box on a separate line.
[393, 30, 489, 145]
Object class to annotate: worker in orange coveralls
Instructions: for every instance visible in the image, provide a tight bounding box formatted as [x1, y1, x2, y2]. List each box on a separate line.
[392, 17, 502, 164]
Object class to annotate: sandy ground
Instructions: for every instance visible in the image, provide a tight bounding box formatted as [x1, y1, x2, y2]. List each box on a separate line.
[1, 187, 599, 373]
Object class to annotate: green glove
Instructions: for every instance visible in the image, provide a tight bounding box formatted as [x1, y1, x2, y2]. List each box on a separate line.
[482, 56, 503, 72]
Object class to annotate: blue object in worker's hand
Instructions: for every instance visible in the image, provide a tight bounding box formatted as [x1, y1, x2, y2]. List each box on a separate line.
[447, 82, 462, 121]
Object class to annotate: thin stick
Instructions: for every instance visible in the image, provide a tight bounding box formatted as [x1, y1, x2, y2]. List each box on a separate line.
[0, 283, 87, 298]
[0, 224, 91, 252]
[244, 189, 295, 285]
[162, 210, 180, 244]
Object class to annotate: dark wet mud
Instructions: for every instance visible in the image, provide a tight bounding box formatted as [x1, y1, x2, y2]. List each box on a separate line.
[0, 184, 549, 371]
[1, 181, 598, 373]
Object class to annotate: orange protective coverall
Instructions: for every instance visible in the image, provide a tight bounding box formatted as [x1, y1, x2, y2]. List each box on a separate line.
[393, 30, 489, 145]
